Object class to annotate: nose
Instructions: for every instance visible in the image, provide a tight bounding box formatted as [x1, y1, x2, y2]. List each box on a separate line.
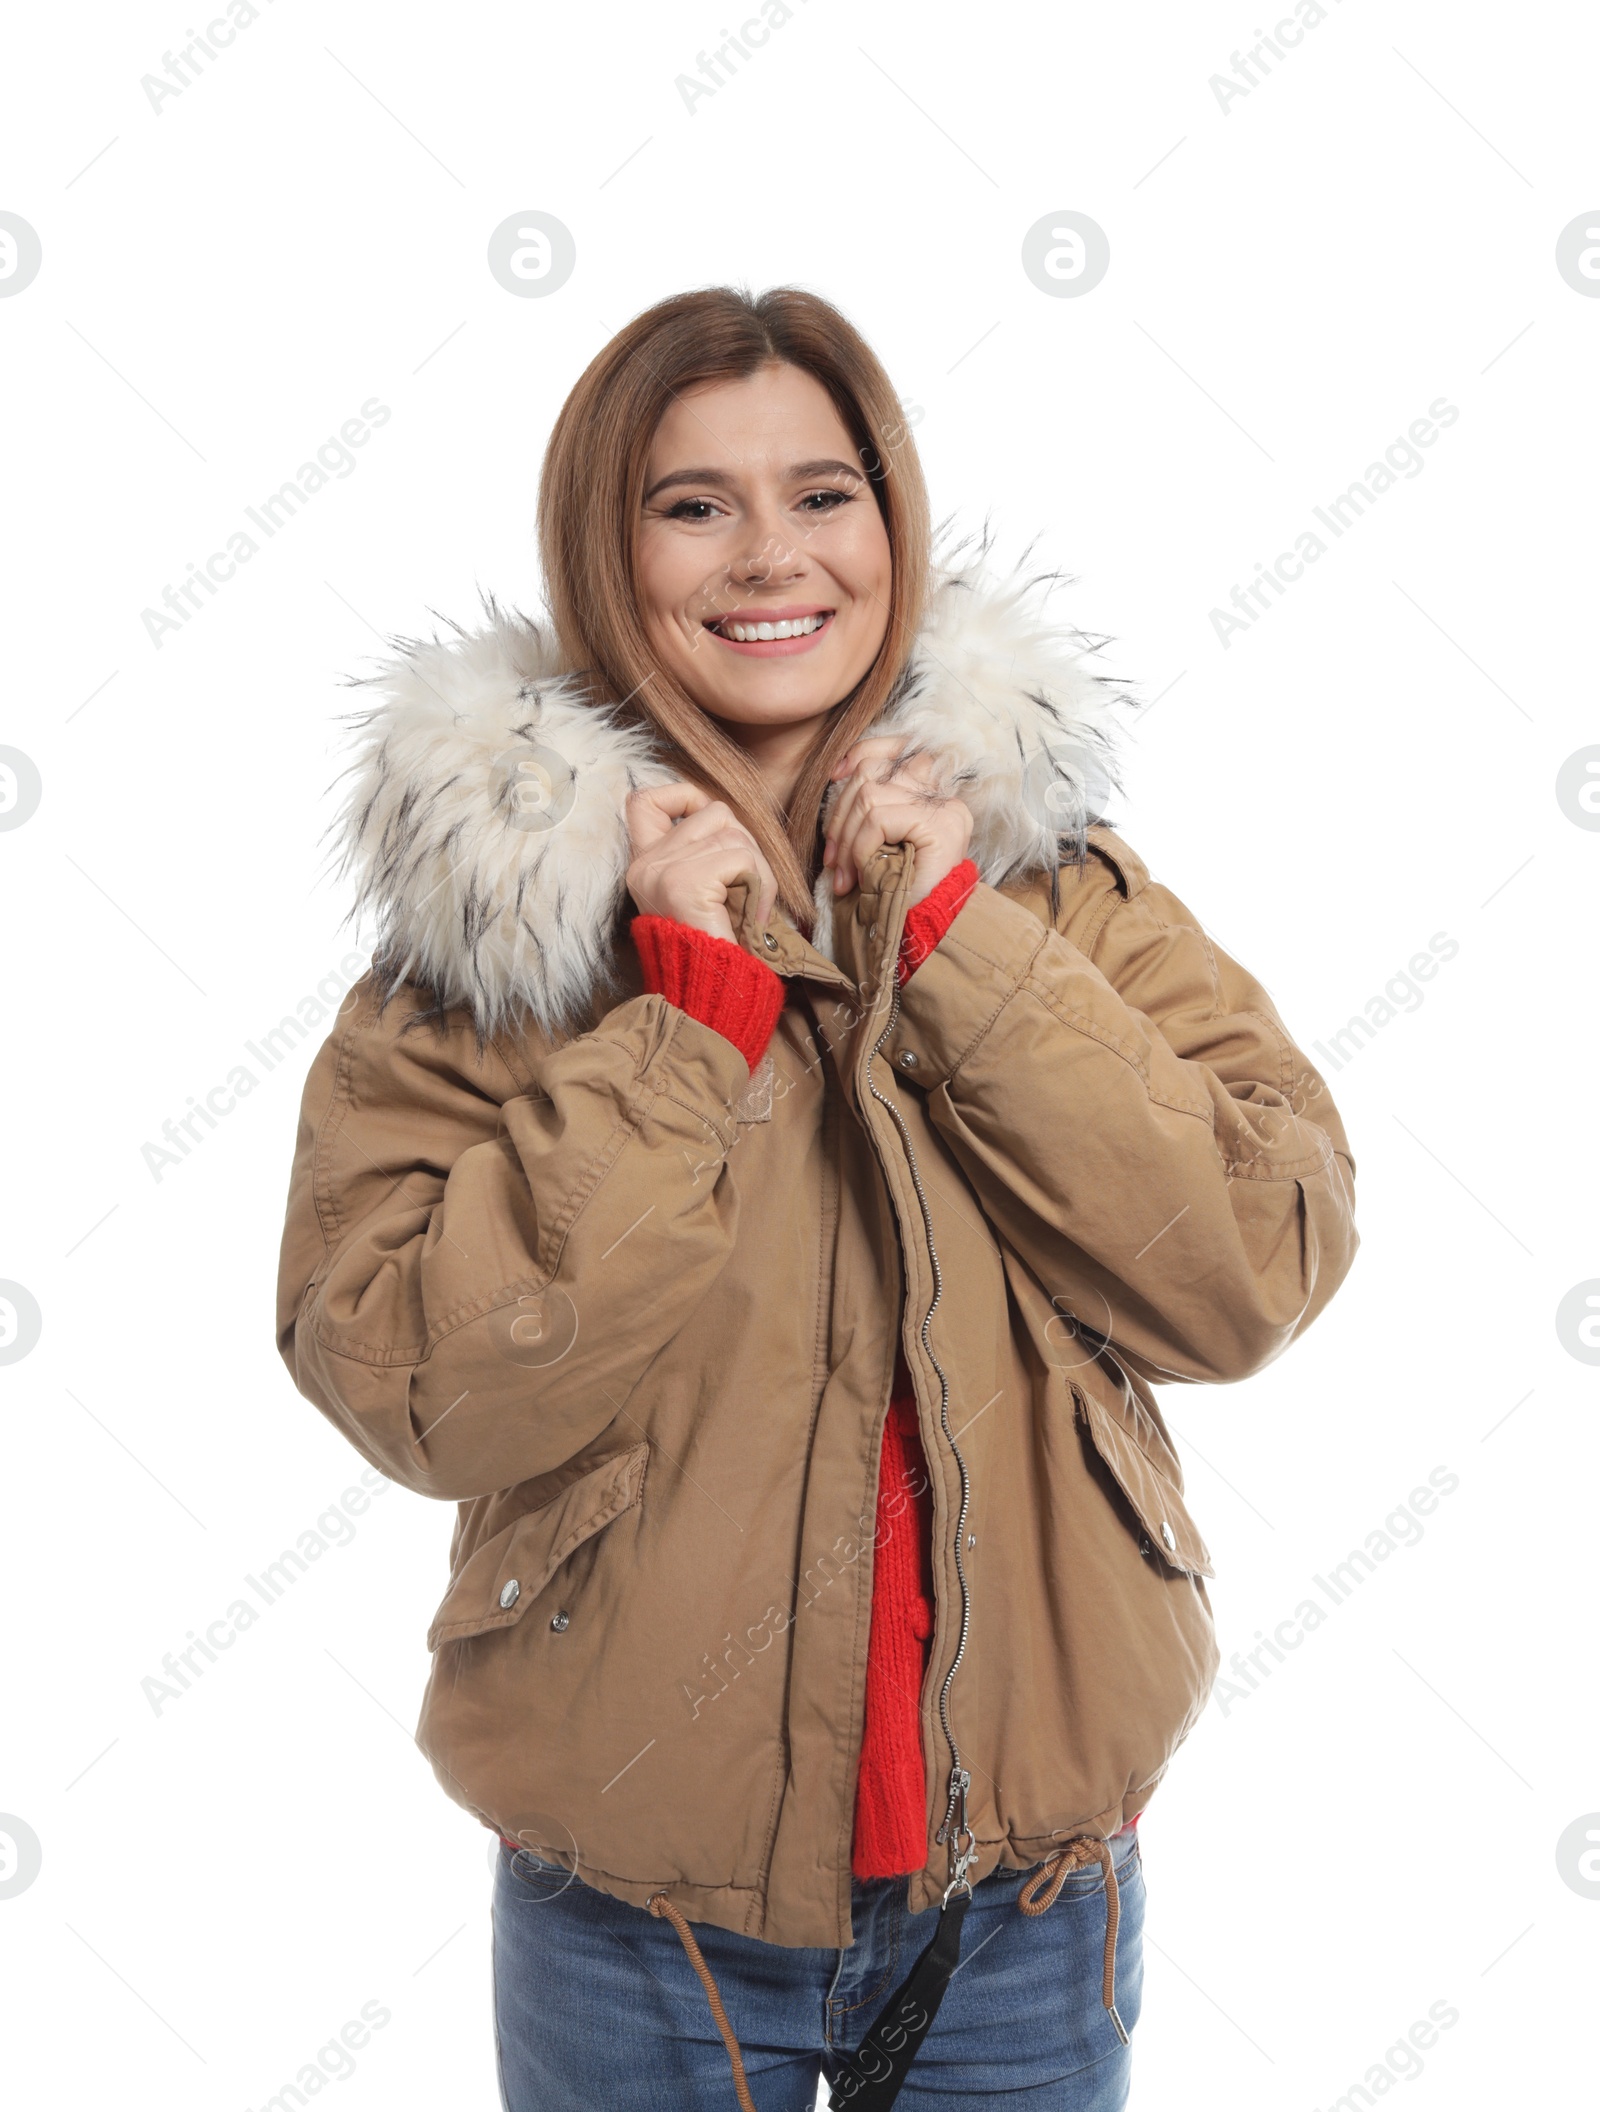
[729, 526, 804, 589]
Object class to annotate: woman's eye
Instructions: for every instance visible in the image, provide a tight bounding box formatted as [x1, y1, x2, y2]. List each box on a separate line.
[798, 488, 852, 513]
[664, 498, 722, 522]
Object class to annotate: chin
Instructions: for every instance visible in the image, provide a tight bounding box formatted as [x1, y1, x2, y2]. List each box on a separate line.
[706, 681, 839, 728]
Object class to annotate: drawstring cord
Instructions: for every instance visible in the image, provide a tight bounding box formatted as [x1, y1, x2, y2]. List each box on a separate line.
[1017, 1834, 1129, 2045]
[647, 1891, 759, 2112]
[647, 1832, 1128, 2111]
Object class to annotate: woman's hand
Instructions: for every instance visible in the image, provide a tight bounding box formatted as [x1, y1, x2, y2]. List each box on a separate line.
[626, 783, 780, 945]
[823, 738, 974, 905]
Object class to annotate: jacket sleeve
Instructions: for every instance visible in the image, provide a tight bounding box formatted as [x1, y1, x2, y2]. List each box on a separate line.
[888, 862, 1358, 1385]
[275, 975, 759, 1500]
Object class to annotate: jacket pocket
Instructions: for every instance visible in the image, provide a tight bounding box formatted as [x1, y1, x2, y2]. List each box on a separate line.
[1071, 1379, 1214, 1578]
[426, 1442, 649, 1649]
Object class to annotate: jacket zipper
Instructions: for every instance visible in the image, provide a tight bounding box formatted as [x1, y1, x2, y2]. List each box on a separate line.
[864, 976, 977, 1899]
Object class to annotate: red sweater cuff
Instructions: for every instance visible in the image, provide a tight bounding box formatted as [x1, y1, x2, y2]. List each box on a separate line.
[630, 916, 785, 1073]
[897, 859, 979, 984]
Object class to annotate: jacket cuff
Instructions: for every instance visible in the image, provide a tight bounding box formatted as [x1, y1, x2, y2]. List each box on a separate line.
[630, 916, 786, 1073]
[897, 859, 979, 984]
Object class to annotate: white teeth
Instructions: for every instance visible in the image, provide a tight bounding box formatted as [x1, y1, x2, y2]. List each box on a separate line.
[717, 614, 828, 643]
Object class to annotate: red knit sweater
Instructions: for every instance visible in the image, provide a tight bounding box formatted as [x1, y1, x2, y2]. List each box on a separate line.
[631, 860, 978, 1880]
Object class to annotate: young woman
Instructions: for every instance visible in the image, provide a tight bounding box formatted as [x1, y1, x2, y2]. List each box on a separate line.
[276, 287, 1358, 2109]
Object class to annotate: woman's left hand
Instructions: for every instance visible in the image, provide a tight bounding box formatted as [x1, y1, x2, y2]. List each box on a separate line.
[823, 737, 974, 905]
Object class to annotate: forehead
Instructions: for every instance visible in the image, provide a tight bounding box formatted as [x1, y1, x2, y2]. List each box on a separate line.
[646, 363, 854, 471]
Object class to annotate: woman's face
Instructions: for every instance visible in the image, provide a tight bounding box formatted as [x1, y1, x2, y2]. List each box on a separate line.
[636, 362, 893, 740]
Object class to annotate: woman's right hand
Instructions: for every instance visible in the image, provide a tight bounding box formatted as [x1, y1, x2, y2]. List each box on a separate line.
[625, 783, 780, 945]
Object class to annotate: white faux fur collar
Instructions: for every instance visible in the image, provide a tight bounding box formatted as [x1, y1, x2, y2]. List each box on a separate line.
[334, 548, 1132, 1037]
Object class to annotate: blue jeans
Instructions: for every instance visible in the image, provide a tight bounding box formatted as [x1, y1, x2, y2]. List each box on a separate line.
[492, 1825, 1144, 2109]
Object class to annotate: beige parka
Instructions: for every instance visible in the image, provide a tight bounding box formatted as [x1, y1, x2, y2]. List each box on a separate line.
[275, 557, 1358, 1951]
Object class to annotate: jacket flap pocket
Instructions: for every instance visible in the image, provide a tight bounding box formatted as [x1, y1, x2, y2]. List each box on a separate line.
[426, 1442, 649, 1649]
[1072, 1382, 1214, 1578]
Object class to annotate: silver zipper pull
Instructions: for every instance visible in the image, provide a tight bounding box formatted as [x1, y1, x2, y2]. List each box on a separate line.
[939, 1766, 975, 1900]
[936, 1763, 968, 1843]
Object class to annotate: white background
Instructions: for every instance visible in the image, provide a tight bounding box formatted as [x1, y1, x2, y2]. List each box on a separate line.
[2, 1, 1596, 2106]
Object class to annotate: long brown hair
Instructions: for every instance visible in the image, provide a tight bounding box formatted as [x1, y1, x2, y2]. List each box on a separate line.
[537, 286, 931, 929]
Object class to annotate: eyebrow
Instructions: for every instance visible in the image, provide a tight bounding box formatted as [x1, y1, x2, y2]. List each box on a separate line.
[643, 458, 864, 503]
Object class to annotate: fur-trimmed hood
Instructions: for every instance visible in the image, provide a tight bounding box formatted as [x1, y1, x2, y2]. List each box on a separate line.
[333, 551, 1134, 1037]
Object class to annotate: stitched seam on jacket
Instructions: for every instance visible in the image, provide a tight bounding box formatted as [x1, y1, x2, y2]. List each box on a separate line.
[489, 1028, 539, 1095]
[1015, 979, 1214, 1124]
[307, 1087, 642, 1364]
[1225, 1134, 1335, 1181]
[1085, 896, 1316, 1156]
[909, 925, 1041, 1079]
[305, 1099, 645, 1365]
[1233, 1005, 1297, 1100]
[313, 999, 528, 1260]
[312, 993, 376, 1253]
[653, 1085, 737, 1155]
[1195, 922, 1226, 1019]
[544, 1854, 762, 1898]
[1087, 887, 1198, 994]
[957, 893, 1323, 1166]
[747, 1063, 838, 1941]
[429, 1460, 646, 1643]
[307, 1009, 728, 1364]
[1084, 828, 1149, 899]
[1122, 889, 1294, 1102]
[1070, 865, 1127, 957]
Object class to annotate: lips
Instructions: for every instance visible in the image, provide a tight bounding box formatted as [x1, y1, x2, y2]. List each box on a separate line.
[702, 608, 835, 656]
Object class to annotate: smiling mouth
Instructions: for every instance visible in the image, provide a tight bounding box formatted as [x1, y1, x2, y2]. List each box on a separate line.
[703, 609, 835, 651]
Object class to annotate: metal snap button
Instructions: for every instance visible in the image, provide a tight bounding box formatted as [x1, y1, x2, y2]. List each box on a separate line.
[1160, 1521, 1177, 1552]
[762, 932, 778, 951]
[550, 1610, 570, 1632]
[499, 1579, 521, 1609]
[896, 1050, 919, 1070]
